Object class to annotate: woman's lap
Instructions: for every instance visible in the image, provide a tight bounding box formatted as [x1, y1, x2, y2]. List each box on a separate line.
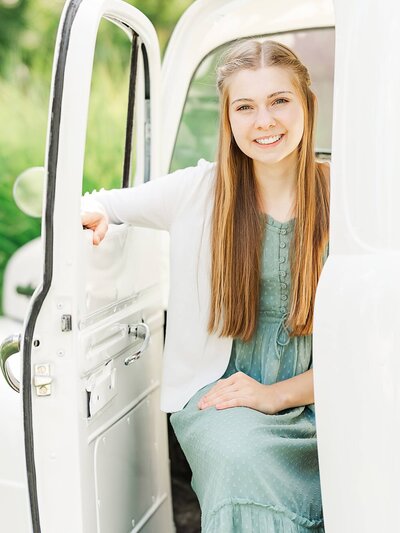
[170, 383, 323, 530]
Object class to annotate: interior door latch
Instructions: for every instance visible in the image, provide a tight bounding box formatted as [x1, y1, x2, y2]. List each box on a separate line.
[85, 361, 117, 418]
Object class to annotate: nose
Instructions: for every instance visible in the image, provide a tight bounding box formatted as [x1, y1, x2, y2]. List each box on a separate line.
[254, 107, 276, 129]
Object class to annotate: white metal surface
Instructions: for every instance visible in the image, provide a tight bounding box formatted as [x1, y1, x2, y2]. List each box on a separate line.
[94, 389, 167, 533]
[2, 238, 42, 323]
[313, 0, 400, 531]
[0, 351, 31, 532]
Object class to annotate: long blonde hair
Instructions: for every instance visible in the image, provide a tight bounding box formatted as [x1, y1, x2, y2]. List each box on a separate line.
[208, 39, 330, 340]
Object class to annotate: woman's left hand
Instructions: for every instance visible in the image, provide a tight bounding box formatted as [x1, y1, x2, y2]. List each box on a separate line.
[197, 371, 281, 414]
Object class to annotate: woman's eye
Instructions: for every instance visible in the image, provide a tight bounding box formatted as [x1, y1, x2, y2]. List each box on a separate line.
[237, 105, 252, 111]
[273, 98, 288, 105]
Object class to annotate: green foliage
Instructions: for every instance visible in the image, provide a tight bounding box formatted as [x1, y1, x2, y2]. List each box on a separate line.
[0, 67, 44, 313]
[0, 0, 192, 77]
[133, 0, 193, 49]
[0, 0, 28, 76]
[83, 53, 133, 192]
[0, 0, 193, 315]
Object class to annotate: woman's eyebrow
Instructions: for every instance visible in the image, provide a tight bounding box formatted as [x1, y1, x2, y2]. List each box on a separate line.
[230, 91, 294, 106]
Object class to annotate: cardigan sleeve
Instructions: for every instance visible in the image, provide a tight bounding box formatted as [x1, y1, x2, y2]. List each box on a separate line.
[81, 159, 214, 231]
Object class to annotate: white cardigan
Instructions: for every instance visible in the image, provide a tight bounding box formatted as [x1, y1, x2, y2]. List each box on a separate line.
[82, 159, 233, 412]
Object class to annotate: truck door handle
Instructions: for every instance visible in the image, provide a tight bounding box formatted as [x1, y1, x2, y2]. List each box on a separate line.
[124, 322, 150, 365]
[0, 334, 21, 393]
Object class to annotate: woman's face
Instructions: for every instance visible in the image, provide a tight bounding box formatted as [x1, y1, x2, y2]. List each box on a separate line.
[228, 66, 305, 171]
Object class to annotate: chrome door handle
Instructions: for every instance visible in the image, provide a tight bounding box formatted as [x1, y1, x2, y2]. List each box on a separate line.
[0, 334, 21, 393]
[124, 323, 150, 366]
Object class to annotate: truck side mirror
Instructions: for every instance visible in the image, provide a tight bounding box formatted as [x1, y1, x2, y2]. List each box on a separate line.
[13, 166, 45, 218]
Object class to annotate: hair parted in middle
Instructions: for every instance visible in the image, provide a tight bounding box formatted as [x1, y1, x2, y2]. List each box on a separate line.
[208, 38, 330, 341]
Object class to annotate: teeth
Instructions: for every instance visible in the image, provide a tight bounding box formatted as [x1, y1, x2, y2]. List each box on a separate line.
[255, 135, 282, 145]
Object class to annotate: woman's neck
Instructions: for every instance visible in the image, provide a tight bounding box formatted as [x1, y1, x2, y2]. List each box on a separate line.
[253, 155, 297, 219]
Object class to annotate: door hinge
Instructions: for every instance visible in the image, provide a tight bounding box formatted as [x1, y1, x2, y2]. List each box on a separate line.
[33, 363, 53, 396]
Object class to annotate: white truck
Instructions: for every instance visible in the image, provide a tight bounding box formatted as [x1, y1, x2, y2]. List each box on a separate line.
[1, 0, 399, 531]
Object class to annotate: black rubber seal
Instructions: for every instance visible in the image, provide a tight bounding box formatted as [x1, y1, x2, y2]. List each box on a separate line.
[22, 2, 83, 531]
[122, 33, 139, 188]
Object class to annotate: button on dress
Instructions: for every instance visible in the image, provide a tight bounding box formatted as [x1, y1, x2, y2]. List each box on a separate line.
[170, 214, 327, 532]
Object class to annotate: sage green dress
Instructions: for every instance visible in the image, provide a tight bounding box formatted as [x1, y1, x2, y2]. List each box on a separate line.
[170, 214, 327, 532]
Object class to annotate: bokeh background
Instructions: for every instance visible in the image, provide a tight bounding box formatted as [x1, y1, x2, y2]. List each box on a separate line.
[0, 0, 194, 315]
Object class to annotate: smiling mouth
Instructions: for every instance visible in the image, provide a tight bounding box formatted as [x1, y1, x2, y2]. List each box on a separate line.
[254, 134, 284, 146]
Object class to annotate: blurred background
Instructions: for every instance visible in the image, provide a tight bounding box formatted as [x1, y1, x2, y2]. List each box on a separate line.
[0, 0, 194, 315]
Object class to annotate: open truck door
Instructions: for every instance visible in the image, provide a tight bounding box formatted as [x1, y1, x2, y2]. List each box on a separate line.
[3, 1, 173, 531]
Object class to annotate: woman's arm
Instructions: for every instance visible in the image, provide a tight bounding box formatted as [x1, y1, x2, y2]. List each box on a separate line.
[268, 369, 314, 412]
[81, 166, 190, 231]
[81, 159, 214, 232]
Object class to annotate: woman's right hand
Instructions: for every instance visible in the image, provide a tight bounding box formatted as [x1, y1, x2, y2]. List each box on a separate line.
[81, 211, 109, 245]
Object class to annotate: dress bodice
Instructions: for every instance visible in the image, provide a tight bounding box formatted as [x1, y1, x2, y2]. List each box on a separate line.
[259, 214, 295, 316]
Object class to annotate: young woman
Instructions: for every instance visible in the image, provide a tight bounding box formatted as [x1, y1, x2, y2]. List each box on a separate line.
[81, 39, 329, 532]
